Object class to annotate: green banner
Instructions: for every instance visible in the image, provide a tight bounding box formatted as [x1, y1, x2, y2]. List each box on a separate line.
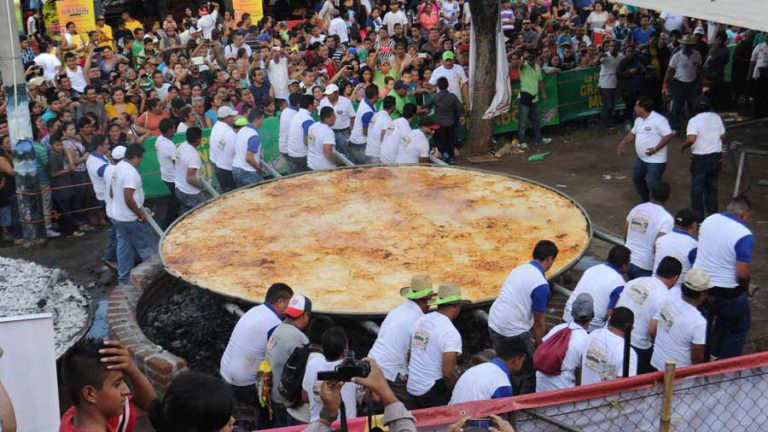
[557, 67, 605, 123]
[139, 129, 215, 198]
[492, 73, 560, 134]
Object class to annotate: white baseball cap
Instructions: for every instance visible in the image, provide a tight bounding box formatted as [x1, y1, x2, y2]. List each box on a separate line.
[217, 106, 238, 118]
[324, 84, 339, 95]
[111, 146, 127, 160]
[284, 294, 312, 318]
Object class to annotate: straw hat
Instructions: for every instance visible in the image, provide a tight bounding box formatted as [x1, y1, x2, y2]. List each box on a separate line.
[680, 34, 697, 45]
[683, 269, 713, 292]
[431, 283, 471, 306]
[399, 275, 436, 300]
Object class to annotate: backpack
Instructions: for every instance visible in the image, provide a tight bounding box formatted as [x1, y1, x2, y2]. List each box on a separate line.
[278, 344, 313, 406]
[533, 327, 573, 375]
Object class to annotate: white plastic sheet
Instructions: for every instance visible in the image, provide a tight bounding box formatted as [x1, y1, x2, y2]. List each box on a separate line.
[622, 0, 768, 33]
[469, 11, 512, 119]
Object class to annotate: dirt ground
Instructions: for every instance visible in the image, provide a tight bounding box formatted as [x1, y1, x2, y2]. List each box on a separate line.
[1, 118, 767, 430]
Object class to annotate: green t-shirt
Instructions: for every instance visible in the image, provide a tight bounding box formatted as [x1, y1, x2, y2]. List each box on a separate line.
[387, 89, 417, 119]
[131, 41, 145, 65]
[373, 68, 398, 91]
[519, 62, 543, 103]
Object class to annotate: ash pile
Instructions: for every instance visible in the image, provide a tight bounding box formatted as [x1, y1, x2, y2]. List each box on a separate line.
[0, 256, 91, 357]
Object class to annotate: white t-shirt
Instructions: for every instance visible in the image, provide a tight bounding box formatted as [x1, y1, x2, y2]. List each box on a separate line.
[450, 359, 513, 404]
[328, 17, 350, 43]
[279, 106, 298, 154]
[653, 230, 698, 290]
[287, 109, 314, 158]
[395, 129, 430, 164]
[535, 322, 590, 392]
[751, 42, 768, 79]
[197, 9, 218, 39]
[303, 354, 359, 422]
[692, 213, 753, 288]
[368, 301, 423, 381]
[563, 263, 625, 331]
[429, 65, 468, 103]
[103, 165, 117, 219]
[111, 160, 144, 222]
[317, 96, 356, 130]
[85, 153, 110, 201]
[174, 141, 202, 195]
[233, 125, 261, 172]
[440, 0, 460, 27]
[381, 118, 410, 164]
[598, 53, 623, 89]
[34, 53, 62, 83]
[660, 12, 684, 32]
[268, 56, 290, 100]
[224, 43, 252, 59]
[220, 304, 282, 386]
[580, 327, 637, 386]
[615, 276, 670, 350]
[307, 122, 337, 170]
[686, 112, 725, 155]
[650, 294, 706, 370]
[631, 111, 672, 163]
[350, 99, 376, 145]
[488, 262, 550, 338]
[407, 311, 462, 396]
[668, 50, 702, 83]
[625, 202, 674, 271]
[66, 66, 87, 93]
[382, 10, 408, 35]
[365, 111, 392, 158]
[210, 120, 237, 169]
[155, 135, 176, 183]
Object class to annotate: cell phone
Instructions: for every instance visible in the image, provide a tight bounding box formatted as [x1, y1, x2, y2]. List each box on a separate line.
[418, 53, 427, 59]
[465, 418, 493, 429]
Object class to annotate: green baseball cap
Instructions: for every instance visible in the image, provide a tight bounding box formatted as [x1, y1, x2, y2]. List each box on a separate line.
[442, 51, 456, 61]
[234, 116, 247, 127]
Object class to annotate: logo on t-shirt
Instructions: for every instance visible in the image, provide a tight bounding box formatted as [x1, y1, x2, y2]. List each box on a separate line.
[627, 282, 650, 305]
[412, 329, 430, 350]
[659, 304, 675, 331]
[630, 215, 649, 234]
[585, 342, 615, 381]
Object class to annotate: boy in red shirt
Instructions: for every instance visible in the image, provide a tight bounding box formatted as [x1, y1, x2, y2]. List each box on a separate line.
[60, 338, 157, 432]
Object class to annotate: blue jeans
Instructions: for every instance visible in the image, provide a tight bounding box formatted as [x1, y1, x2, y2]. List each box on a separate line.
[628, 263, 652, 280]
[284, 155, 308, 174]
[104, 219, 117, 263]
[348, 142, 367, 165]
[710, 291, 751, 359]
[518, 102, 542, 145]
[633, 157, 666, 202]
[334, 129, 351, 158]
[114, 219, 158, 282]
[690, 153, 720, 219]
[233, 167, 264, 187]
[215, 165, 236, 193]
[175, 188, 208, 213]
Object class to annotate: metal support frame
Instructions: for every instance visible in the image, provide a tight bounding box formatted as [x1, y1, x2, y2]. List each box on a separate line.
[429, 155, 450, 166]
[522, 410, 582, 432]
[333, 150, 356, 167]
[141, 207, 165, 237]
[199, 177, 221, 198]
[261, 157, 283, 178]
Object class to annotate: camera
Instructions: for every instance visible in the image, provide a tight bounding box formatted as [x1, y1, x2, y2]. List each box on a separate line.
[317, 356, 371, 382]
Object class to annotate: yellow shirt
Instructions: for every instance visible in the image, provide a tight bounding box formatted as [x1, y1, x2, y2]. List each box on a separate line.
[125, 19, 143, 35]
[96, 24, 114, 49]
[105, 103, 138, 120]
[65, 32, 86, 54]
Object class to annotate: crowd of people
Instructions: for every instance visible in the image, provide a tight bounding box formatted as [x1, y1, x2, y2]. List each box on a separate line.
[0, 0, 763, 431]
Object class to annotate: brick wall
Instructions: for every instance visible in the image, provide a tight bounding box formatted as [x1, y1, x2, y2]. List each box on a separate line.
[107, 255, 188, 393]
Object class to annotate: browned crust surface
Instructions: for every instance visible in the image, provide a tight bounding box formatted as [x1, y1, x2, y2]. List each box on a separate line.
[161, 166, 590, 314]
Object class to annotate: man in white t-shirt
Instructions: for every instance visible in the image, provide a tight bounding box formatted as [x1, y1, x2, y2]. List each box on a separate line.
[488, 240, 559, 395]
[349, 85, 379, 164]
[221, 283, 293, 412]
[616, 257, 681, 374]
[563, 245, 630, 332]
[407, 284, 469, 408]
[303, 327, 360, 422]
[101, 146, 125, 269]
[232, 110, 267, 187]
[368, 275, 435, 405]
[581, 307, 638, 385]
[197, 2, 219, 39]
[536, 293, 594, 392]
[209, 106, 238, 192]
[110, 144, 158, 283]
[653, 209, 698, 292]
[328, 9, 349, 43]
[664, 35, 702, 131]
[155, 118, 178, 227]
[659, 12, 685, 33]
[450, 337, 527, 404]
[429, 51, 469, 104]
[286, 94, 316, 173]
[268, 47, 291, 101]
[382, 2, 408, 35]
[395, 118, 436, 164]
[34, 42, 62, 83]
[682, 97, 725, 218]
[617, 96, 674, 202]
[381, 103, 416, 164]
[279, 93, 301, 158]
[366, 96, 395, 163]
[173, 127, 208, 212]
[624, 181, 674, 279]
[317, 84, 356, 157]
[308, 107, 344, 170]
[650, 269, 711, 371]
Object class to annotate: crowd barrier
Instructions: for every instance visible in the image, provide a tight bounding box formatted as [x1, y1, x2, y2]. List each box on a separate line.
[264, 352, 768, 432]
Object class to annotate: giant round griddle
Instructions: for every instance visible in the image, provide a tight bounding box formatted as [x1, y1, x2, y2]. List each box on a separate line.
[160, 165, 592, 316]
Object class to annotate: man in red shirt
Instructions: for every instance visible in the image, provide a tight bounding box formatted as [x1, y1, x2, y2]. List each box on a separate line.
[60, 338, 157, 432]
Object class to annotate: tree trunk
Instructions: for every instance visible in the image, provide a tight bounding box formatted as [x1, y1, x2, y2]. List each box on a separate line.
[466, 0, 499, 156]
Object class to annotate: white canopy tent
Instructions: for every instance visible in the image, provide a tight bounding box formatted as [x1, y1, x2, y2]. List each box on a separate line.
[622, 0, 768, 33]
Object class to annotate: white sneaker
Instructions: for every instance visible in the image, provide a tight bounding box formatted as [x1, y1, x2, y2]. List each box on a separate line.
[541, 138, 552, 145]
[46, 229, 61, 238]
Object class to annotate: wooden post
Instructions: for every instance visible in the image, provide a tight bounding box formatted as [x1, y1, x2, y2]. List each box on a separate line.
[659, 360, 676, 432]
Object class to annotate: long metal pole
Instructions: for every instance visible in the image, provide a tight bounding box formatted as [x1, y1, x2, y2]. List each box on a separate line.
[659, 360, 676, 432]
[0, 0, 44, 244]
[333, 149, 355, 167]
